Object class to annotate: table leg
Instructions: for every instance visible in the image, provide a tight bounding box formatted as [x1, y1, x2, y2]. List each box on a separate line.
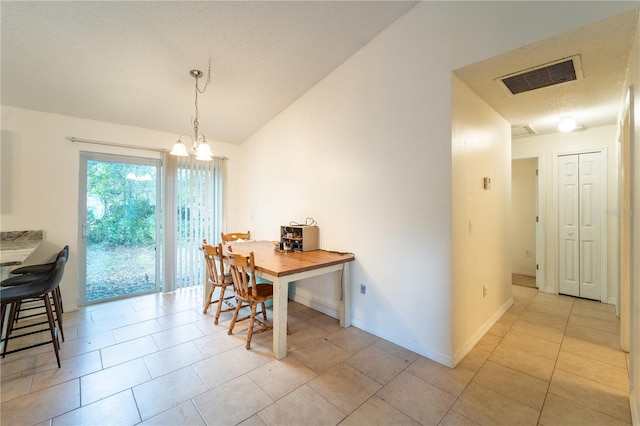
[339, 263, 351, 328]
[272, 277, 288, 359]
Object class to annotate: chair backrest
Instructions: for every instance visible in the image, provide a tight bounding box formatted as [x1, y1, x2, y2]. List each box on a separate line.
[56, 245, 69, 264]
[228, 251, 257, 300]
[221, 231, 250, 243]
[202, 243, 227, 286]
[42, 257, 66, 295]
[41, 246, 68, 276]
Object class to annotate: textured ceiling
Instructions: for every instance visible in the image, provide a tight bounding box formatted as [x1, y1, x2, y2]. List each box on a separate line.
[2, 3, 638, 144]
[1, 1, 417, 144]
[454, 9, 638, 138]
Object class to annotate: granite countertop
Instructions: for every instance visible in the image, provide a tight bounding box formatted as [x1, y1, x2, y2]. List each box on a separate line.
[0, 230, 43, 266]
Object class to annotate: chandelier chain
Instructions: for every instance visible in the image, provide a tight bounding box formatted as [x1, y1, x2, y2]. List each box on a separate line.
[196, 59, 212, 94]
[193, 59, 212, 133]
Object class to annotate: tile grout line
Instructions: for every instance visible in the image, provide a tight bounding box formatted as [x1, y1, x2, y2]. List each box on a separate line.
[534, 295, 575, 426]
[427, 288, 538, 425]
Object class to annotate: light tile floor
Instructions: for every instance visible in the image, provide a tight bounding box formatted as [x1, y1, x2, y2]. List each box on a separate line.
[0, 285, 632, 425]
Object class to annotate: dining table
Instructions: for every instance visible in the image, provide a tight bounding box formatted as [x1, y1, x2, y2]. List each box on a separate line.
[224, 240, 355, 359]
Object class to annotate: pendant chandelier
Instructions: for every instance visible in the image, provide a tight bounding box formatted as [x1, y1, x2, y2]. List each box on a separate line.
[170, 63, 213, 161]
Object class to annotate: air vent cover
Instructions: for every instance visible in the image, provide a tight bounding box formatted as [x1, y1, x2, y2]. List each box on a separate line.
[496, 55, 583, 96]
[511, 124, 537, 138]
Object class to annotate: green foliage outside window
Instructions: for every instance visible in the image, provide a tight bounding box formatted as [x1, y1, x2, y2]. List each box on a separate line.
[86, 161, 156, 248]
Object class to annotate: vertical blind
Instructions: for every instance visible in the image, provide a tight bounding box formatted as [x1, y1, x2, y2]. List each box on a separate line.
[164, 154, 225, 291]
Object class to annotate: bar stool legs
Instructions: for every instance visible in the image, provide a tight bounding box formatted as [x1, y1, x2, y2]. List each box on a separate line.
[1, 292, 61, 368]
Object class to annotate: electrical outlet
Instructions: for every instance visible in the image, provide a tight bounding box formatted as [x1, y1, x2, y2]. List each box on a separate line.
[360, 284, 366, 294]
[483, 285, 487, 298]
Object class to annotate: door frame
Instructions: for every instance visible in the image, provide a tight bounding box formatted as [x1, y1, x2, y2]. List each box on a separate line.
[554, 149, 608, 302]
[617, 86, 633, 353]
[78, 151, 162, 305]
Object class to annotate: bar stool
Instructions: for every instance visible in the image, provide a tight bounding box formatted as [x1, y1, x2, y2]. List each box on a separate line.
[0, 257, 66, 368]
[8, 245, 69, 314]
[1, 247, 68, 341]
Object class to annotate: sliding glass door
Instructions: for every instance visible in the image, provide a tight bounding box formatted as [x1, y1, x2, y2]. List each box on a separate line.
[79, 152, 161, 304]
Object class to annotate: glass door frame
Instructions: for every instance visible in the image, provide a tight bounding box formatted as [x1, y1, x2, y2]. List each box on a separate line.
[78, 151, 162, 305]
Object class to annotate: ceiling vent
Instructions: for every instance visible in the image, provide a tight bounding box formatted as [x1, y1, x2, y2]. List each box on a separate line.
[511, 124, 537, 138]
[496, 55, 583, 96]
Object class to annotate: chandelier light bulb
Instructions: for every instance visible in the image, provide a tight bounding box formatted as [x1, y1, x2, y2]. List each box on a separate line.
[195, 141, 213, 161]
[169, 140, 189, 156]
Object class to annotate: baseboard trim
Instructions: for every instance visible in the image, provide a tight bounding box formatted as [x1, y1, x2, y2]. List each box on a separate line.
[452, 297, 514, 367]
[630, 391, 639, 426]
[289, 294, 338, 319]
[348, 316, 454, 367]
[511, 270, 536, 277]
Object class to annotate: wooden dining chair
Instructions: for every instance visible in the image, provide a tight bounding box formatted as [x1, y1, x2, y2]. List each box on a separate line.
[226, 251, 274, 349]
[220, 231, 250, 244]
[201, 241, 236, 324]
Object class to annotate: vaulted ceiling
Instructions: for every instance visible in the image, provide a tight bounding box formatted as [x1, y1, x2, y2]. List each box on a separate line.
[2, 2, 638, 144]
[1, 1, 417, 144]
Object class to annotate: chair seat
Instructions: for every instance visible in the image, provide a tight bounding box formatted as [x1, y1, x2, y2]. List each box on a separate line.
[2, 272, 51, 287]
[10, 264, 51, 275]
[235, 283, 273, 304]
[10, 245, 69, 275]
[0, 281, 49, 303]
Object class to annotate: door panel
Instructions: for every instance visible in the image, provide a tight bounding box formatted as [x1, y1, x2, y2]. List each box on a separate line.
[559, 155, 580, 296]
[578, 152, 601, 300]
[79, 152, 161, 304]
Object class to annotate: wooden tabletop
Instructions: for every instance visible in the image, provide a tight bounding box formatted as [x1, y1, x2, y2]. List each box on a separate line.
[226, 241, 355, 277]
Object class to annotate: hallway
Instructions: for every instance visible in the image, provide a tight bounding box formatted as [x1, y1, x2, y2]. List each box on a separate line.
[0, 285, 631, 425]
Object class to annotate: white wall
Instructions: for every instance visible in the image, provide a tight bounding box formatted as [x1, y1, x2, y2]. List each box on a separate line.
[235, 4, 455, 364]
[0, 106, 241, 310]
[451, 75, 512, 365]
[511, 158, 538, 276]
[228, 2, 633, 366]
[622, 8, 640, 423]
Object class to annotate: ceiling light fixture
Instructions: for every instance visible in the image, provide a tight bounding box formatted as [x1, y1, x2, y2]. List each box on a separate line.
[558, 117, 578, 132]
[170, 62, 213, 161]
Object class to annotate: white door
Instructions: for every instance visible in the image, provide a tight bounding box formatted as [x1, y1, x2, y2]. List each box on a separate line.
[578, 153, 602, 300]
[559, 155, 580, 296]
[558, 152, 602, 300]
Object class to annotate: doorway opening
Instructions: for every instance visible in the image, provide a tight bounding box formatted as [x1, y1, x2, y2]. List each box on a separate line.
[511, 157, 539, 289]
